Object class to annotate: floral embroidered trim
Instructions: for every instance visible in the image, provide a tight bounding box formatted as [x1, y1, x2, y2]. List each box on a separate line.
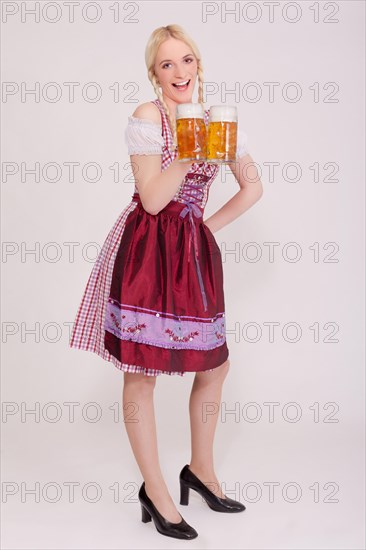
[108, 298, 225, 322]
[104, 299, 226, 351]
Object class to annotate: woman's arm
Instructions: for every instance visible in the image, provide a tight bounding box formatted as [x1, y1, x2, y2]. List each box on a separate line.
[131, 154, 192, 215]
[203, 153, 263, 234]
[129, 102, 194, 215]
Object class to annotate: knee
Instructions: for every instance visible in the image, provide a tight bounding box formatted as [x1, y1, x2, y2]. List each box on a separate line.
[195, 358, 230, 383]
[123, 372, 157, 393]
[219, 358, 230, 379]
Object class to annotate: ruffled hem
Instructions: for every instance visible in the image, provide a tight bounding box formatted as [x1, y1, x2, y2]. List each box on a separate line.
[69, 340, 214, 376]
[127, 146, 163, 155]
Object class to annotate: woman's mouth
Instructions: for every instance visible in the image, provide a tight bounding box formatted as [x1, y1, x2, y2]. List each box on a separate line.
[172, 79, 191, 92]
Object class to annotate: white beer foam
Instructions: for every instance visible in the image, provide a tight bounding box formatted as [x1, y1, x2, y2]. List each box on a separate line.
[176, 102, 204, 119]
[209, 105, 237, 122]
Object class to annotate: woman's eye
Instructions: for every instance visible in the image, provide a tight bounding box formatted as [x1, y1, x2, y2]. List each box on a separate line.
[162, 58, 193, 69]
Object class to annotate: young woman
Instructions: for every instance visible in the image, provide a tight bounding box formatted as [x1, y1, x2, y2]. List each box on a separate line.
[70, 24, 263, 540]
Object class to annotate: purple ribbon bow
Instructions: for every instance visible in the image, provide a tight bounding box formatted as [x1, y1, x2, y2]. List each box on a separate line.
[179, 202, 208, 312]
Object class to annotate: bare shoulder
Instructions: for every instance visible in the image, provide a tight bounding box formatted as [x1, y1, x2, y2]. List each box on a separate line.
[131, 102, 161, 125]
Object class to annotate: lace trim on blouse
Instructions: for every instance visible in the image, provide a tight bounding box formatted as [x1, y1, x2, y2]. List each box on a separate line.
[236, 129, 249, 158]
[125, 115, 249, 158]
[124, 116, 164, 155]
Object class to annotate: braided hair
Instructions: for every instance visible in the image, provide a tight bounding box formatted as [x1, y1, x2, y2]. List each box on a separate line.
[145, 25, 205, 153]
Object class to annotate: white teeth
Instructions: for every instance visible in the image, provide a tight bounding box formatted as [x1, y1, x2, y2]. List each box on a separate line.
[173, 79, 189, 87]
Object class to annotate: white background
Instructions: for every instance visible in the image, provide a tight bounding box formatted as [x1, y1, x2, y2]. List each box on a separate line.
[2, 1, 365, 548]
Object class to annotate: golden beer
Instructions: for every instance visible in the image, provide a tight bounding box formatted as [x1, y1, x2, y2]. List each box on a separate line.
[207, 105, 237, 163]
[176, 103, 207, 163]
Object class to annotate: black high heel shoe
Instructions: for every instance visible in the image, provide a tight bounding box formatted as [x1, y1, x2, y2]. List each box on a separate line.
[138, 481, 198, 540]
[179, 464, 246, 513]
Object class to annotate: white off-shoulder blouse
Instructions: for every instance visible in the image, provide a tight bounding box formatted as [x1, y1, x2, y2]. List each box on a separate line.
[124, 115, 249, 158]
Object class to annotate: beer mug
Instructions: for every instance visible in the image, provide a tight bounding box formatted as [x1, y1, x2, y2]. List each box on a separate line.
[176, 103, 207, 163]
[207, 105, 237, 163]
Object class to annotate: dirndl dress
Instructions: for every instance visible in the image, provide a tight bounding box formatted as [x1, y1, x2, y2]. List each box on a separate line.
[69, 98, 249, 376]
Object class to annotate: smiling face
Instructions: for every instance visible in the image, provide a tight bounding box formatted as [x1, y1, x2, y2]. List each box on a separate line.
[154, 37, 198, 109]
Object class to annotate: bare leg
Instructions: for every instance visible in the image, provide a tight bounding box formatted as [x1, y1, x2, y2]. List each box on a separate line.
[188, 359, 230, 499]
[123, 372, 182, 522]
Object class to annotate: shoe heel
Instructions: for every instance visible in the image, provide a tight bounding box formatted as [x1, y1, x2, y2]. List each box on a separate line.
[141, 504, 152, 523]
[180, 480, 190, 505]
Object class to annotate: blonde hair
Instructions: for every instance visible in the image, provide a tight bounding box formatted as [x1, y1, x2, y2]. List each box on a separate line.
[145, 24, 205, 152]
